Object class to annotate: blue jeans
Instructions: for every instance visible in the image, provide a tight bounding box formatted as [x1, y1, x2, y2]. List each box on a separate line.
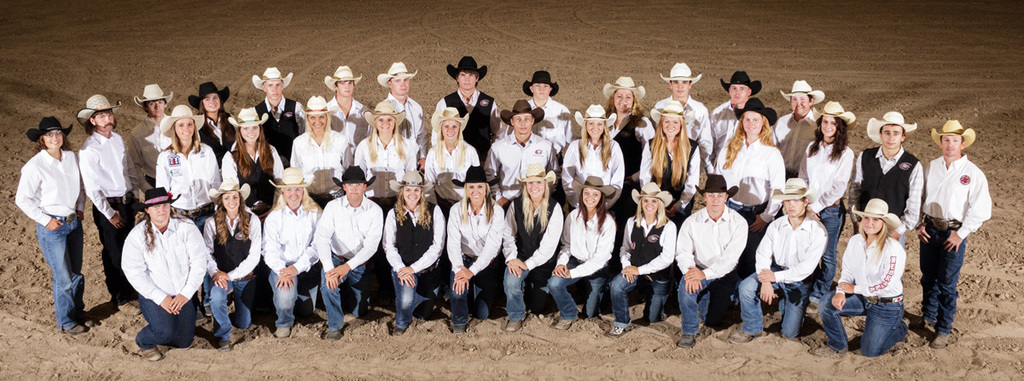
[547, 263, 609, 321]
[136, 296, 196, 350]
[811, 203, 845, 302]
[392, 266, 442, 329]
[449, 257, 502, 327]
[678, 273, 737, 335]
[504, 266, 554, 322]
[610, 274, 670, 328]
[738, 273, 811, 338]
[268, 267, 320, 328]
[819, 292, 908, 357]
[728, 201, 767, 280]
[321, 257, 370, 331]
[920, 223, 967, 335]
[208, 278, 255, 341]
[36, 218, 85, 330]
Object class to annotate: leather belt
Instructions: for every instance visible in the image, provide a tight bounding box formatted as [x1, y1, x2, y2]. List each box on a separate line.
[866, 295, 903, 304]
[49, 213, 78, 223]
[925, 215, 962, 230]
[172, 203, 214, 218]
[238, 272, 257, 281]
[106, 192, 136, 205]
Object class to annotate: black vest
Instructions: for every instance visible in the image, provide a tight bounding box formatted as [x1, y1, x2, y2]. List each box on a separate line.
[212, 224, 252, 273]
[512, 197, 558, 263]
[200, 120, 234, 167]
[395, 206, 436, 267]
[656, 139, 699, 201]
[234, 154, 275, 208]
[255, 99, 299, 165]
[629, 223, 669, 280]
[444, 91, 495, 159]
[614, 120, 646, 178]
[857, 147, 918, 217]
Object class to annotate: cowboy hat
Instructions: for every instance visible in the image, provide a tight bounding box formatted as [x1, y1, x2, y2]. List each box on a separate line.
[27, 116, 72, 142]
[452, 165, 499, 187]
[500, 99, 545, 125]
[572, 176, 616, 198]
[364, 100, 406, 127]
[771, 178, 818, 205]
[271, 167, 311, 188]
[377, 62, 418, 87]
[660, 63, 702, 84]
[602, 77, 646, 100]
[819, 101, 856, 125]
[780, 80, 825, 104]
[76, 95, 122, 126]
[720, 71, 761, 95]
[931, 120, 976, 149]
[631, 182, 673, 206]
[228, 107, 269, 128]
[446, 56, 487, 81]
[523, 70, 559, 97]
[160, 105, 206, 138]
[388, 171, 434, 194]
[517, 163, 556, 185]
[208, 179, 251, 200]
[853, 198, 901, 230]
[323, 66, 362, 91]
[574, 104, 617, 128]
[431, 107, 469, 132]
[734, 98, 778, 126]
[188, 82, 230, 109]
[132, 187, 179, 212]
[134, 84, 173, 106]
[305, 95, 338, 115]
[650, 100, 695, 126]
[332, 166, 376, 187]
[866, 111, 917, 144]
[698, 174, 738, 197]
[252, 67, 293, 89]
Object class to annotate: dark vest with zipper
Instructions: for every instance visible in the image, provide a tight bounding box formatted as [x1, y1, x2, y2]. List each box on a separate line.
[857, 147, 918, 217]
[212, 223, 251, 273]
[512, 197, 558, 264]
[655, 139, 699, 202]
[234, 154, 275, 208]
[255, 99, 299, 165]
[443, 91, 494, 159]
[395, 206, 436, 267]
[629, 223, 669, 280]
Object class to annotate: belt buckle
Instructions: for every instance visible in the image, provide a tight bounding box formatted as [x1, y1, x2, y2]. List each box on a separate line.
[121, 192, 134, 205]
[866, 296, 880, 304]
[66, 213, 77, 222]
[188, 207, 202, 218]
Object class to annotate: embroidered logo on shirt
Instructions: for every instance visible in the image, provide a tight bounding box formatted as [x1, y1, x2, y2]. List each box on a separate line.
[168, 154, 181, 167]
[234, 232, 246, 240]
[479, 99, 491, 108]
[960, 175, 971, 185]
[534, 149, 543, 155]
[647, 234, 660, 243]
[283, 112, 294, 119]
[899, 162, 912, 170]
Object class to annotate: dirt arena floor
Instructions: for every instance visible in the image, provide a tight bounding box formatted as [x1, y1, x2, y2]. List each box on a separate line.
[1, 0, 1022, 378]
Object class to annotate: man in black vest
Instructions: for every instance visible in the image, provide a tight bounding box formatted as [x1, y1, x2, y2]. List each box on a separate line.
[253, 67, 305, 167]
[435, 56, 502, 159]
[848, 111, 923, 243]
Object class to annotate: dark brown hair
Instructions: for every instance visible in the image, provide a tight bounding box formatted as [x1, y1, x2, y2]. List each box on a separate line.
[809, 115, 850, 163]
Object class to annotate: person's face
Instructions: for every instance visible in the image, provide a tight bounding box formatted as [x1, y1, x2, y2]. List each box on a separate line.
[333, 80, 355, 98]
[343, 183, 367, 200]
[511, 114, 534, 137]
[388, 77, 411, 97]
[441, 120, 461, 142]
[43, 131, 64, 150]
[581, 187, 602, 210]
[402, 186, 422, 208]
[641, 197, 660, 215]
[375, 115, 396, 135]
[879, 124, 906, 151]
[525, 179, 545, 200]
[220, 191, 241, 212]
[820, 115, 838, 142]
[240, 124, 260, 143]
[465, 183, 487, 204]
[783, 198, 808, 218]
[940, 135, 965, 159]
[669, 80, 692, 99]
[89, 111, 116, 135]
[790, 94, 812, 118]
[308, 113, 328, 132]
[742, 112, 764, 139]
[282, 187, 304, 209]
[146, 203, 171, 225]
[457, 71, 478, 91]
[661, 115, 682, 139]
[530, 83, 552, 100]
[174, 118, 195, 143]
[613, 89, 634, 113]
[585, 120, 605, 142]
[860, 216, 884, 236]
[202, 93, 221, 113]
[704, 192, 727, 209]
[144, 99, 166, 118]
[262, 80, 284, 99]
[729, 84, 752, 105]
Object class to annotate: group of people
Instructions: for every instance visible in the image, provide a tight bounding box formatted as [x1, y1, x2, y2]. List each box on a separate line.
[16, 57, 992, 361]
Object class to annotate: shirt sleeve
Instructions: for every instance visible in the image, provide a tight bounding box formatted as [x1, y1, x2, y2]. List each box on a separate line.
[754, 221, 777, 275]
[468, 205, 505, 275]
[490, 103, 504, 141]
[409, 205, 446, 273]
[675, 219, 697, 272]
[272, 149, 284, 180]
[570, 216, 615, 278]
[347, 205, 383, 269]
[261, 212, 286, 273]
[15, 163, 50, 226]
[298, 213, 321, 273]
[899, 163, 924, 235]
[181, 222, 209, 298]
[638, 145, 653, 187]
[227, 214, 263, 280]
[637, 221, 677, 275]
[704, 215, 747, 280]
[314, 202, 338, 271]
[958, 168, 991, 238]
[606, 144, 626, 207]
[382, 209, 403, 271]
[525, 205, 564, 270]
[447, 205, 467, 273]
[123, 141, 142, 193]
[760, 151, 787, 221]
[416, 113, 430, 160]
[501, 204, 519, 263]
[681, 146, 701, 209]
[79, 148, 116, 219]
[854, 242, 905, 297]
[837, 238, 858, 288]
[123, 228, 167, 303]
[557, 213, 573, 267]
[847, 151, 865, 218]
[696, 111, 715, 174]
[203, 216, 219, 276]
[619, 218, 634, 268]
[128, 131, 153, 192]
[561, 141, 580, 204]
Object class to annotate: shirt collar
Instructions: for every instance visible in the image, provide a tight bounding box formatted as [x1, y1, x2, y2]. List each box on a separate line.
[875, 146, 905, 161]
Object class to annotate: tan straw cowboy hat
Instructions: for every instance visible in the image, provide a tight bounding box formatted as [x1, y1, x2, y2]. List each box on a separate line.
[388, 171, 434, 194]
[271, 167, 311, 188]
[780, 80, 825, 104]
[431, 107, 469, 132]
[631, 182, 673, 206]
[650, 100, 695, 126]
[76, 94, 122, 126]
[160, 105, 206, 137]
[931, 120, 976, 148]
[208, 179, 251, 200]
[324, 66, 362, 91]
[252, 67, 293, 89]
[866, 111, 917, 144]
[134, 84, 173, 106]
[853, 198, 901, 230]
[819, 101, 856, 125]
[377, 62, 418, 87]
[229, 107, 270, 128]
[364, 100, 406, 127]
[574, 104, 617, 128]
[771, 178, 818, 205]
[517, 163, 556, 185]
[660, 63, 702, 84]
[603, 76, 646, 100]
[572, 176, 616, 198]
[305, 96, 338, 115]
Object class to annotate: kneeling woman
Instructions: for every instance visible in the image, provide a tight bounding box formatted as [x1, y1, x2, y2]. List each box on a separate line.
[607, 183, 677, 337]
[383, 172, 446, 336]
[548, 177, 616, 330]
[816, 198, 908, 357]
[202, 181, 262, 352]
[446, 166, 504, 334]
[122, 188, 207, 362]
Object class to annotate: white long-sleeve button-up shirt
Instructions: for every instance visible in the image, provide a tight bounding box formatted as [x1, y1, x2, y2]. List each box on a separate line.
[314, 196, 383, 271]
[675, 207, 748, 280]
[447, 202, 505, 275]
[639, 142, 701, 212]
[838, 234, 905, 298]
[329, 97, 368, 146]
[353, 137, 419, 198]
[383, 205, 446, 273]
[654, 96, 715, 173]
[16, 150, 86, 225]
[848, 147, 924, 235]
[501, 201, 564, 270]
[290, 130, 351, 195]
[263, 206, 321, 274]
[755, 217, 827, 283]
[799, 142, 854, 213]
[79, 131, 138, 219]
[773, 110, 818, 175]
[921, 155, 991, 239]
[424, 142, 481, 202]
[558, 209, 616, 279]
[709, 101, 739, 165]
[713, 140, 786, 221]
[202, 212, 262, 280]
[123, 218, 207, 304]
[619, 217, 677, 276]
[386, 93, 429, 159]
[561, 139, 625, 207]
[529, 98, 573, 153]
[128, 118, 170, 190]
[156, 144, 222, 210]
[485, 133, 559, 200]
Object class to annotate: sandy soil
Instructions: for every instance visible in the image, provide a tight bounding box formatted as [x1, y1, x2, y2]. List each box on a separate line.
[1, 0, 1023, 378]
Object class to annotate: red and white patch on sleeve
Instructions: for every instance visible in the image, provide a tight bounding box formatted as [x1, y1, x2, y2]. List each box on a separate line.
[960, 175, 971, 185]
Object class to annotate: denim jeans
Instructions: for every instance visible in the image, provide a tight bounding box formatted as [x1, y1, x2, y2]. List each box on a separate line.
[321, 257, 370, 331]
[268, 267, 320, 328]
[504, 265, 555, 322]
[818, 292, 907, 357]
[728, 201, 768, 280]
[392, 266, 442, 329]
[811, 202, 845, 302]
[136, 296, 196, 350]
[92, 203, 137, 305]
[36, 218, 85, 330]
[449, 257, 502, 327]
[920, 223, 967, 335]
[208, 278, 255, 341]
[678, 273, 737, 335]
[737, 272, 811, 338]
[609, 274, 670, 328]
[547, 263, 609, 321]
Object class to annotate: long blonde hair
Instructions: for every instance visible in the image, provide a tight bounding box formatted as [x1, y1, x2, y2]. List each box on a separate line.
[368, 118, 408, 163]
[650, 116, 691, 188]
[633, 199, 668, 229]
[394, 186, 432, 227]
[860, 221, 891, 263]
[578, 121, 613, 171]
[723, 113, 774, 169]
[270, 187, 322, 214]
[522, 181, 551, 232]
[212, 193, 253, 245]
[434, 123, 469, 171]
[306, 113, 334, 147]
[460, 187, 496, 226]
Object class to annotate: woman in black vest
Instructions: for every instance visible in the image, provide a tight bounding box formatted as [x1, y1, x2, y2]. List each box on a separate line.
[189, 82, 234, 165]
[641, 100, 701, 226]
[382, 172, 445, 336]
[603, 77, 654, 256]
[501, 164, 564, 332]
[223, 107, 283, 218]
[202, 180, 262, 352]
[607, 183, 678, 337]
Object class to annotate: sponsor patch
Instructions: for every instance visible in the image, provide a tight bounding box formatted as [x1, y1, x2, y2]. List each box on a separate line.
[534, 149, 543, 155]
[234, 232, 246, 241]
[899, 162, 912, 170]
[168, 154, 181, 167]
[647, 234, 660, 243]
[283, 112, 294, 119]
[479, 99, 491, 108]
[960, 175, 971, 185]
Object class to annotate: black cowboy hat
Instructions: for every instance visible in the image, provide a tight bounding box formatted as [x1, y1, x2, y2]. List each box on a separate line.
[332, 166, 376, 188]
[188, 82, 231, 109]
[499, 99, 546, 126]
[446, 56, 487, 81]
[452, 166, 499, 187]
[27, 116, 72, 142]
[698, 175, 738, 198]
[720, 71, 762, 95]
[733, 97, 778, 126]
[522, 70, 559, 97]
[132, 187, 179, 212]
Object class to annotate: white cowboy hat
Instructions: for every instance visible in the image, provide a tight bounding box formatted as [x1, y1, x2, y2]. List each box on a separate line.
[631, 182, 673, 206]
[650, 100, 695, 126]
[160, 105, 206, 137]
[866, 111, 917, 144]
[517, 163, 556, 185]
[364, 101, 406, 127]
[602, 76, 646, 101]
[431, 107, 469, 132]
[323, 66, 362, 91]
[208, 179, 251, 200]
[574, 104, 617, 128]
[377, 62, 418, 87]
[659, 63, 702, 84]
[388, 171, 434, 194]
[931, 120, 976, 149]
[134, 84, 173, 106]
[853, 198, 901, 230]
[305, 95, 338, 115]
[780, 80, 825, 104]
[252, 67, 293, 89]
[820, 101, 856, 125]
[229, 107, 270, 128]
[76, 94, 122, 126]
[771, 178, 818, 205]
[271, 167, 310, 188]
